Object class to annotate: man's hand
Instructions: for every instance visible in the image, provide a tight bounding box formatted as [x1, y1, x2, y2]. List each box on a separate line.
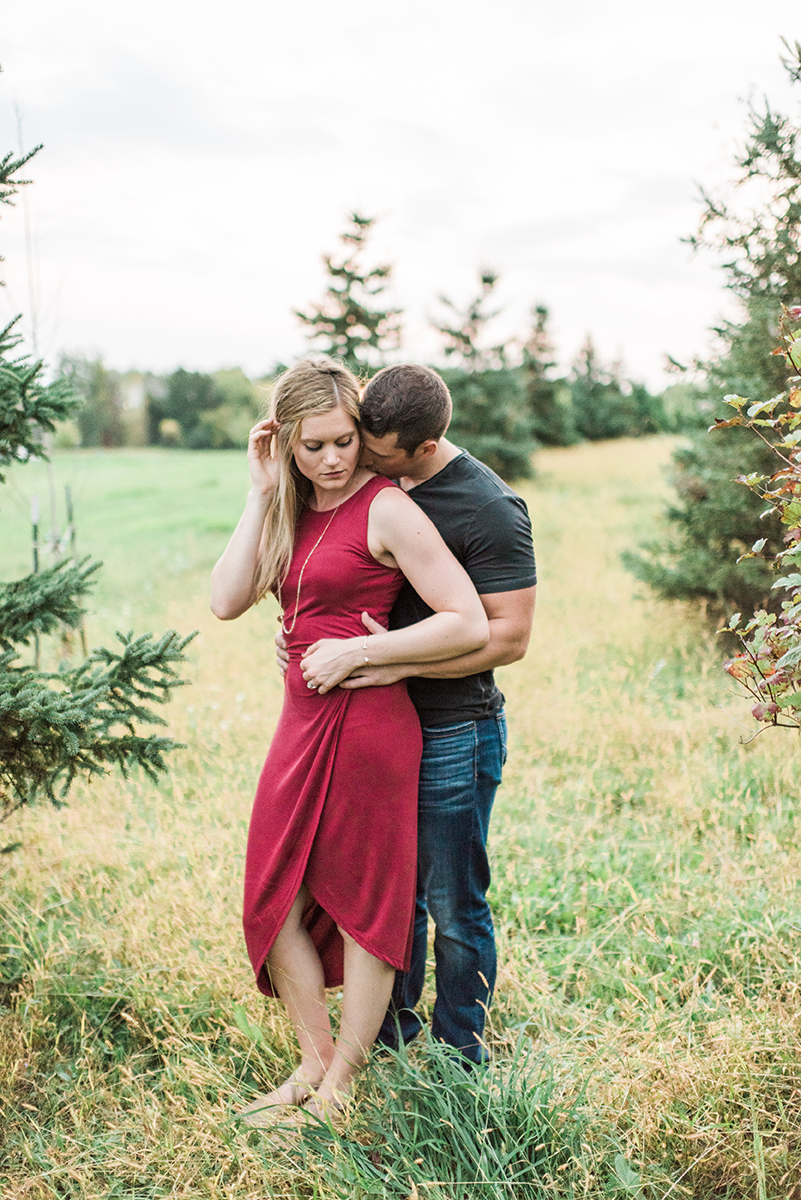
[340, 662, 411, 690]
[360, 612, 387, 638]
[275, 628, 289, 677]
[337, 612, 399, 689]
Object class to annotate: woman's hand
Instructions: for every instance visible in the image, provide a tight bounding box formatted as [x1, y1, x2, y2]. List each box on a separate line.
[300, 637, 362, 695]
[247, 419, 282, 495]
[210, 424, 279, 621]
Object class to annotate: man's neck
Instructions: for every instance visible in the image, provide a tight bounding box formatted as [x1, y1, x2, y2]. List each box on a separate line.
[398, 438, 462, 491]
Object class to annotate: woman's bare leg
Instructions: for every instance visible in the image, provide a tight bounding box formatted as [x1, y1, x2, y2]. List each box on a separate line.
[312, 929, 395, 1109]
[241, 884, 335, 1116]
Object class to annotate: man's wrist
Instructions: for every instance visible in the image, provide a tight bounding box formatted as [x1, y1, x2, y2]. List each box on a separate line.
[381, 661, 413, 682]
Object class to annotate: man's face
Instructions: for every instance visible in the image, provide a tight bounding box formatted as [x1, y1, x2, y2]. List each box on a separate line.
[359, 429, 416, 479]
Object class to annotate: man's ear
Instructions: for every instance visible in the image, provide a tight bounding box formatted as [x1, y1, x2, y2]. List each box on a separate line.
[415, 439, 439, 461]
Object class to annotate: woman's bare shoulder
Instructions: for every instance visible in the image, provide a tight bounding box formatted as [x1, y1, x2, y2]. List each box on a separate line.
[368, 479, 412, 506]
[368, 481, 422, 522]
[367, 483, 441, 559]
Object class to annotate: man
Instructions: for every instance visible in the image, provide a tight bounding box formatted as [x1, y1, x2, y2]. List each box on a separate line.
[343, 363, 537, 1065]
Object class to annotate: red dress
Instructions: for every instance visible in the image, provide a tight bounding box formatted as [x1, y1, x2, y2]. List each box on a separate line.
[243, 475, 422, 996]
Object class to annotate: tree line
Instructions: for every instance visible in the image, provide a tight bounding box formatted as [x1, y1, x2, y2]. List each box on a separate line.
[58, 213, 678, 482]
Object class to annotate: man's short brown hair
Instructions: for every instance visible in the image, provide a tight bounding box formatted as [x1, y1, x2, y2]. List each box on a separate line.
[360, 364, 452, 454]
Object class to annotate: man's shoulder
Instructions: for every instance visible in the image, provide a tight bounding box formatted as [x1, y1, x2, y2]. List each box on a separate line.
[391, 450, 536, 622]
[413, 451, 525, 511]
[408, 450, 535, 591]
[455, 451, 520, 494]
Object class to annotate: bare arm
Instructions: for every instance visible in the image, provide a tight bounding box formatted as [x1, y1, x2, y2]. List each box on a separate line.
[340, 586, 536, 689]
[210, 420, 279, 620]
[210, 490, 270, 619]
[300, 487, 489, 693]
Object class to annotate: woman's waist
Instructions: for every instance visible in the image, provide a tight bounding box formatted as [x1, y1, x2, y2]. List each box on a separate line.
[283, 660, 413, 705]
[283, 621, 388, 658]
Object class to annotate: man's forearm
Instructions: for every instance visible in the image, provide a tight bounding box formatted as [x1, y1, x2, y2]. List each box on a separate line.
[341, 587, 536, 690]
[340, 635, 520, 690]
[396, 621, 529, 680]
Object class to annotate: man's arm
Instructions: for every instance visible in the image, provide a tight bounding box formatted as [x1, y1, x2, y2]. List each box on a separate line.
[339, 586, 536, 689]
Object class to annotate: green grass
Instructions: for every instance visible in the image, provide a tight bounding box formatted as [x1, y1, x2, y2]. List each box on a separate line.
[0, 448, 253, 628]
[2, 439, 801, 1197]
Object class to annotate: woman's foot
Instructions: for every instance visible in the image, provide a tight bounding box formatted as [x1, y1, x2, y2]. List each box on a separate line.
[299, 1086, 349, 1128]
[237, 1069, 320, 1126]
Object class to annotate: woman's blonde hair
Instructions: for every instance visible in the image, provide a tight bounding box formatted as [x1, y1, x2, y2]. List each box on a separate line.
[255, 356, 361, 601]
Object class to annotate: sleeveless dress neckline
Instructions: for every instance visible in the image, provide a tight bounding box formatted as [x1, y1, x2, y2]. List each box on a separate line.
[305, 472, 379, 516]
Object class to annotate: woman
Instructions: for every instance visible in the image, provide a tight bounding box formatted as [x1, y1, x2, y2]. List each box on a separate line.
[210, 356, 487, 1121]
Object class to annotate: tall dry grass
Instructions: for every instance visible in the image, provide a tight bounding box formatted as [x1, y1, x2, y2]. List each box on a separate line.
[2, 438, 801, 1197]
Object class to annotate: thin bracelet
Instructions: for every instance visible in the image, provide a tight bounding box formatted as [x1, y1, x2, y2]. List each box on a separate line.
[362, 635, 371, 664]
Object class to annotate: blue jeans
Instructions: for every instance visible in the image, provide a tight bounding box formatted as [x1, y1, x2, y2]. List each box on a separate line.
[378, 711, 507, 1064]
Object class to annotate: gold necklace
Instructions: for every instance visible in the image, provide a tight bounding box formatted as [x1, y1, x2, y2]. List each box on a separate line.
[278, 506, 338, 635]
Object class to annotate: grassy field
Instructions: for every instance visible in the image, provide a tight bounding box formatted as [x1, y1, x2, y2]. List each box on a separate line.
[2, 438, 801, 1198]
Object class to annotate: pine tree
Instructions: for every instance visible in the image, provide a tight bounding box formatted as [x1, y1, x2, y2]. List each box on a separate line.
[432, 270, 508, 370]
[570, 337, 664, 441]
[522, 305, 578, 447]
[444, 366, 535, 481]
[0, 146, 193, 827]
[625, 42, 801, 621]
[295, 212, 401, 375]
[432, 271, 536, 479]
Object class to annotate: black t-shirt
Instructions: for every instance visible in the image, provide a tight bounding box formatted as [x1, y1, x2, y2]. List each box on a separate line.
[389, 451, 537, 727]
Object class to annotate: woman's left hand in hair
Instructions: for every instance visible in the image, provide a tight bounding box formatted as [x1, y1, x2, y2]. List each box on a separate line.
[300, 637, 362, 694]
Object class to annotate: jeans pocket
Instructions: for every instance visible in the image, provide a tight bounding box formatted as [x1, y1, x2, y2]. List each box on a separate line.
[422, 720, 475, 739]
[419, 721, 477, 802]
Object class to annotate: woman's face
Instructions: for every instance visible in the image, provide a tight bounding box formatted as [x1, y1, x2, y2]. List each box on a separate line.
[292, 406, 360, 497]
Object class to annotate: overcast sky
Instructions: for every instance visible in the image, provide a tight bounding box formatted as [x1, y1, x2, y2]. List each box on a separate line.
[1, 1, 799, 388]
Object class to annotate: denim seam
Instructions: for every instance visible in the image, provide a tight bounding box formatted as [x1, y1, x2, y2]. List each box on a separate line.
[469, 722, 479, 900]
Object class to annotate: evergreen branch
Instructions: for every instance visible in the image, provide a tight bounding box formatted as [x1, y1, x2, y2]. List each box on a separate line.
[0, 559, 101, 652]
[432, 271, 507, 370]
[780, 38, 801, 84]
[0, 328, 82, 478]
[0, 145, 41, 207]
[0, 630, 197, 818]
